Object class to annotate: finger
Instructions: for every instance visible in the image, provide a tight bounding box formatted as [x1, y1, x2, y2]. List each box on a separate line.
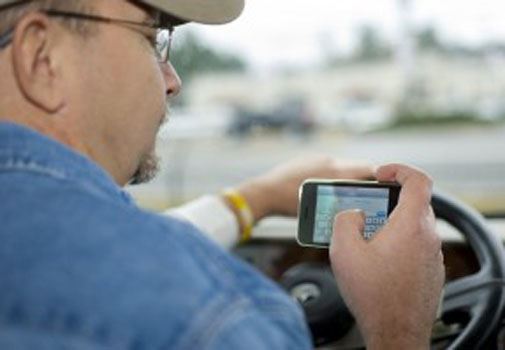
[352, 164, 376, 180]
[376, 163, 433, 212]
[330, 209, 366, 265]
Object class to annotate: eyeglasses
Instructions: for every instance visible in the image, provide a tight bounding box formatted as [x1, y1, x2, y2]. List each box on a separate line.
[0, 9, 175, 63]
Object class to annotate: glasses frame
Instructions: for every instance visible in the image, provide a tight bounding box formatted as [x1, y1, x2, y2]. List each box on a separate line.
[0, 9, 175, 63]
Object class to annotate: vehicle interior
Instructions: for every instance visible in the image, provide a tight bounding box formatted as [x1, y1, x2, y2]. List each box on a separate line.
[127, 0, 505, 348]
[233, 193, 505, 349]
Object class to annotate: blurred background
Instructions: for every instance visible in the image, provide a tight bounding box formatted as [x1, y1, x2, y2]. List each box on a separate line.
[127, 0, 505, 217]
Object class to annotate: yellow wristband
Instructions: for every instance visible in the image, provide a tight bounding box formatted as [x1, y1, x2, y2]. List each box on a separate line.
[223, 189, 254, 242]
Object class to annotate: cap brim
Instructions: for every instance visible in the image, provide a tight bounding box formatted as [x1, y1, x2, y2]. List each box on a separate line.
[138, 0, 244, 25]
[0, 0, 244, 25]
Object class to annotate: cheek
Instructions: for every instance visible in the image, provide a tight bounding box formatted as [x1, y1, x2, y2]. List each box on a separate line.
[126, 62, 167, 147]
[134, 64, 166, 122]
[103, 50, 164, 111]
[80, 40, 166, 142]
[141, 64, 166, 114]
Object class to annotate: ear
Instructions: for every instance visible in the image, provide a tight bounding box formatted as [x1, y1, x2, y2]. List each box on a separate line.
[11, 12, 64, 113]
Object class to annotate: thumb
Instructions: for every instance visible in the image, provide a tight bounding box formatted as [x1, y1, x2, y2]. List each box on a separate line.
[330, 210, 366, 263]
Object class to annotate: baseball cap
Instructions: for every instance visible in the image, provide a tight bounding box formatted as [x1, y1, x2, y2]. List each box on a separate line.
[0, 0, 245, 25]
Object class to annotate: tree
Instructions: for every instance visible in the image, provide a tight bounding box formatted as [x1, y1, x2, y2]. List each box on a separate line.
[170, 30, 248, 83]
[353, 25, 392, 61]
[417, 27, 442, 51]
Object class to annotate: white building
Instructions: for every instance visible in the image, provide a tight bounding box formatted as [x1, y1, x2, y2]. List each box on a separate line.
[179, 52, 505, 131]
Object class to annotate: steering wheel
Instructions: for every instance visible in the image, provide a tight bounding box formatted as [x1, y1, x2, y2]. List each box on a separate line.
[434, 192, 505, 348]
[281, 192, 505, 349]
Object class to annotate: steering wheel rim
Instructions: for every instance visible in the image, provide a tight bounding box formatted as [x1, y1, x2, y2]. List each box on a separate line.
[433, 192, 505, 349]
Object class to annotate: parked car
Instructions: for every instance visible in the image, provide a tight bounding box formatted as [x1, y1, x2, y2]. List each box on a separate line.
[227, 98, 315, 136]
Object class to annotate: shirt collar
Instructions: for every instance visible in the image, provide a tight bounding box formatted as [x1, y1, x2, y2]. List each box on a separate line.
[0, 121, 134, 205]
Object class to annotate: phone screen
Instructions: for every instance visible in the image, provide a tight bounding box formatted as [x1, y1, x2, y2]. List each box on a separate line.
[313, 186, 390, 243]
[297, 181, 400, 247]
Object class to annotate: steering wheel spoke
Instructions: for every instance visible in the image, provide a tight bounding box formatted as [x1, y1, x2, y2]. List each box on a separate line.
[443, 272, 487, 313]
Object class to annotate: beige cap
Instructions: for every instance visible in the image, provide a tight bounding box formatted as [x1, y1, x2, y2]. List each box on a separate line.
[0, 0, 245, 25]
[139, 0, 244, 24]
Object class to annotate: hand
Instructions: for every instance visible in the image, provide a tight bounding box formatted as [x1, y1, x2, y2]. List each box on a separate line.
[234, 155, 374, 222]
[329, 164, 445, 350]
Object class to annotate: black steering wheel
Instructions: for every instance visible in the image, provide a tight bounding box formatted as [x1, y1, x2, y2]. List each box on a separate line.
[434, 192, 505, 348]
[281, 192, 505, 349]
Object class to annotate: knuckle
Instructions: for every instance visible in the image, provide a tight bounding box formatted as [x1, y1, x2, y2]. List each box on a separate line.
[414, 177, 434, 202]
[424, 174, 434, 189]
[415, 172, 433, 188]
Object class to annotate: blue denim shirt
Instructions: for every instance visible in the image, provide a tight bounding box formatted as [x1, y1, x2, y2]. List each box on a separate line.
[0, 122, 311, 350]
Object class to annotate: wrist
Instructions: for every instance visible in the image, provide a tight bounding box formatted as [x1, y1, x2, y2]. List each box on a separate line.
[364, 325, 431, 350]
[221, 189, 255, 242]
[235, 178, 273, 222]
[367, 337, 429, 350]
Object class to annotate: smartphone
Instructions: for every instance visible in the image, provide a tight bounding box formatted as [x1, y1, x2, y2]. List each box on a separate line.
[297, 180, 401, 248]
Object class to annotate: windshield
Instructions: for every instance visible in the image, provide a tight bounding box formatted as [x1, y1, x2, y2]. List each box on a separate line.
[127, 0, 505, 217]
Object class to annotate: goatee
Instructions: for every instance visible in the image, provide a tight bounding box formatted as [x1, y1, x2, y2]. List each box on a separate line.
[129, 151, 160, 185]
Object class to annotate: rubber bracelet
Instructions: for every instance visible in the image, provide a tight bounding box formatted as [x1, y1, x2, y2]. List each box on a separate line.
[223, 189, 254, 242]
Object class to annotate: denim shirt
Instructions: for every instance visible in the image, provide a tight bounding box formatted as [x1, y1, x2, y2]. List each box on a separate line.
[0, 122, 311, 350]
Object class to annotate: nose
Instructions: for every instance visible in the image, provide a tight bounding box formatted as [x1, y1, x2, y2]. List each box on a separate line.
[161, 62, 182, 97]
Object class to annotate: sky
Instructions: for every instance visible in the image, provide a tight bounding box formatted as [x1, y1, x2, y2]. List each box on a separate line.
[177, 0, 505, 71]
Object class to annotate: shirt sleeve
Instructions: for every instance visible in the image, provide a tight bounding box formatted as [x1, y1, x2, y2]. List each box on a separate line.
[164, 195, 240, 249]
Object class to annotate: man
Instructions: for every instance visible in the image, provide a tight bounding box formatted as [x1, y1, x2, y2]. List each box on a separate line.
[0, 0, 444, 349]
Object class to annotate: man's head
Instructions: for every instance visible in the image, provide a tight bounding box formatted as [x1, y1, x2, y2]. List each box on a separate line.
[0, 0, 243, 185]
